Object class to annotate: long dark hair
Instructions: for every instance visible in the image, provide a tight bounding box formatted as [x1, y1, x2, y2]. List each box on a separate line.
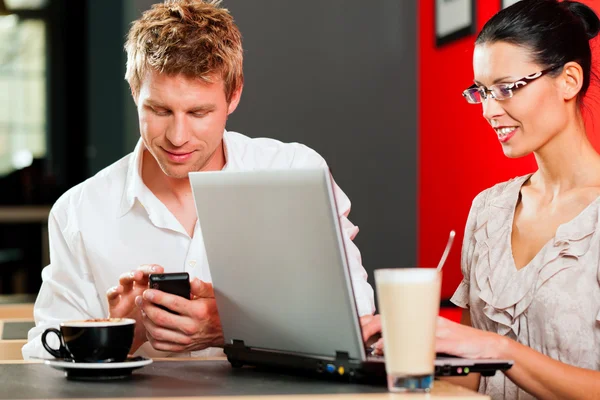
[476, 0, 600, 101]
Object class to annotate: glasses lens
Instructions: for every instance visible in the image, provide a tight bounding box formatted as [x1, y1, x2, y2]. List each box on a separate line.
[492, 85, 513, 100]
[462, 88, 482, 104]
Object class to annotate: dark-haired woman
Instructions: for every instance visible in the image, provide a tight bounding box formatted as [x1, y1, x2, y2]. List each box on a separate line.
[436, 1, 600, 399]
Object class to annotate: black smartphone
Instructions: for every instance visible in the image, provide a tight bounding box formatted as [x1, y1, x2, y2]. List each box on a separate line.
[148, 272, 191, 313]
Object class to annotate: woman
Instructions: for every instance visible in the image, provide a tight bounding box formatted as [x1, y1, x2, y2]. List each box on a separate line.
[436, 1, 600, 399]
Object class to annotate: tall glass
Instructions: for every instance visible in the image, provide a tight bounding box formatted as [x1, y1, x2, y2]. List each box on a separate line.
[374, 268, 441, 392]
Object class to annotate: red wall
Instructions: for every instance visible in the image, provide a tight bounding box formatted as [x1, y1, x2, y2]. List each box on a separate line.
[418, 0, 600, 299]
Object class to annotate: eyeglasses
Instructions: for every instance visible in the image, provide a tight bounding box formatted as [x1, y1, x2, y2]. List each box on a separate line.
[462, 65, 562, 104]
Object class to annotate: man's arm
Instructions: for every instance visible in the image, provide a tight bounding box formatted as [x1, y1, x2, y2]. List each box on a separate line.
[289, 146, 375, 316]
[330, 178, 375, 316]
[22, 208, 104, 359]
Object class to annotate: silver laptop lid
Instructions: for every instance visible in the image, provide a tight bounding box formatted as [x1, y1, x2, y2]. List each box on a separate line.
[189, 168, 365, 361]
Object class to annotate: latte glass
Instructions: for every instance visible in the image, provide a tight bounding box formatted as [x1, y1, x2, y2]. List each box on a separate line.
[375, 268, 441, 392]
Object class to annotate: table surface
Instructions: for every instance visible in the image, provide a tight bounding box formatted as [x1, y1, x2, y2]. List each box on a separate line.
[0, 302, 34, 320]
[0, 359, 489, 400]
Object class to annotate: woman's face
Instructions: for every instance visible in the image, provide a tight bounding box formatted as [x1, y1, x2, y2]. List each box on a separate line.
[472, 42, 568, 158]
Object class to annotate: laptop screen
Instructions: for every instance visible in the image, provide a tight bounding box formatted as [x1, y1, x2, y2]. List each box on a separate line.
[190, 168, 366, 361]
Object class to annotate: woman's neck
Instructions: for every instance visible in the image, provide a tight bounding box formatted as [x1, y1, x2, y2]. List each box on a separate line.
[532, 116, 600, 196]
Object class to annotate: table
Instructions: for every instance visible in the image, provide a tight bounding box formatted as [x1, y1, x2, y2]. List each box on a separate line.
[0, 358, 489, 399]
[0, 302, 34, 319]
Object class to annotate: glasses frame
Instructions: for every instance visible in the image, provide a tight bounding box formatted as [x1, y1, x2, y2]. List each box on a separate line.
[462, 65, 562, 104]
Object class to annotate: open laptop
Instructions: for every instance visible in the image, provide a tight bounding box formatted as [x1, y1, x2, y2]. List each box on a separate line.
[189, 168, 513, 382]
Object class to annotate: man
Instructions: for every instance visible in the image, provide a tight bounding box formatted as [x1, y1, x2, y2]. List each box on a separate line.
[23, 0, 377, 359]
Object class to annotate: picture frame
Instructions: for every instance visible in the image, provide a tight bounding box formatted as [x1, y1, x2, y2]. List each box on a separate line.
[501, 0, 521, 9]
[435, 0, 476, 47]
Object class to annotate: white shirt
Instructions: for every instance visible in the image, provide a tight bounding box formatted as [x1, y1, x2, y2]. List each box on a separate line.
[22, 131, 375, 359]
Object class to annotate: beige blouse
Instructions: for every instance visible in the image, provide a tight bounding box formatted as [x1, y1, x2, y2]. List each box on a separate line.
[450, 174, 600, 400]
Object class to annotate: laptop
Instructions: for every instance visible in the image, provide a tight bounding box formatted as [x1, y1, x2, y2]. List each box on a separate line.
[189, 168, 513, 382]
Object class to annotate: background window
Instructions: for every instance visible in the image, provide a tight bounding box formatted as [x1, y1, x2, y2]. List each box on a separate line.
[0, 16, 46, 177]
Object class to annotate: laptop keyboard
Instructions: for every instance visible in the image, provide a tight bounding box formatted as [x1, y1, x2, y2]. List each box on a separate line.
[366, 352, 461, 361]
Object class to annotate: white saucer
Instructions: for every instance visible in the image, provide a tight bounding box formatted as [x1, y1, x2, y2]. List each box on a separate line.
[44, 356, 153, 380]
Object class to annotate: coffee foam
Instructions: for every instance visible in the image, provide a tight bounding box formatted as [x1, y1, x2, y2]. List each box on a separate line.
[61, 318, 135, 327]
[375, 268, 440, 284]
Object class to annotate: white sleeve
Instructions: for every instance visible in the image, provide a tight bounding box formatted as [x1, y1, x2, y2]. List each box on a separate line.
[21, 207, 105, 359]
[289, 144, 376, 317]
[331, 178, 376, 317]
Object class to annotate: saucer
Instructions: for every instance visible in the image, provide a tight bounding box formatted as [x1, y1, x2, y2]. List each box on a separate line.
[44, 356, 153, 380]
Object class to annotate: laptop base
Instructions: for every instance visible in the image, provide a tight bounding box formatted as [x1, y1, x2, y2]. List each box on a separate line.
[224, 340, 386, 384]
[223, 341, 511, 383]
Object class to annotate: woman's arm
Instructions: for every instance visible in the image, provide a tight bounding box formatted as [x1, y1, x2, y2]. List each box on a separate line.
[438, 310, 481, 392]
[500, 335, 600, 400]
[437, 317, 600, 400]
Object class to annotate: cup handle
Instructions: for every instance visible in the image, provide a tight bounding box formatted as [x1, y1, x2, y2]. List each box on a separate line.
[41, 328, 69, 359]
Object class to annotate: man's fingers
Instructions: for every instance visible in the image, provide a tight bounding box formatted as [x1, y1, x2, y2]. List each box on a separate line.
[106, 285, 123, 306]
[119, 265, 165, 289]
[133, 264, 165, 285]
[118, 271, 137, 288]
[361, 314, 382, 342]
[141, 290, 190, 327]
[136, 264, 164, 276]
[143, 315, 193, 347]
[190, 279, 214, 299]
[148, 341, 186, 352]
[373, 338, 384, 355]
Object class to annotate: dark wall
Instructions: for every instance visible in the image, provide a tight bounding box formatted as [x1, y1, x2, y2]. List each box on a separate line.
[222, 1, 418, 286]
[122, 0, 418, 289]
[86, 0, 129, 175]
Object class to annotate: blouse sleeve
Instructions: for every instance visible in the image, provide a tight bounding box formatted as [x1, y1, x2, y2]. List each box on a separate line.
[597, 254, 600, 324]
[450, 190, 488, 309]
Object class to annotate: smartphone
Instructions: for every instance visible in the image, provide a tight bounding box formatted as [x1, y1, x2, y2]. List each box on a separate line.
[148, 272, 191, 313]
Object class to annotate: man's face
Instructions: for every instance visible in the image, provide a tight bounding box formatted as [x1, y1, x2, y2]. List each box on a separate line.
[135, 70, 241, 178]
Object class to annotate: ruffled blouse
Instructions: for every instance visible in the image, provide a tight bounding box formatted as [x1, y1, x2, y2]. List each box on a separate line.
[451, 174, 600, 400]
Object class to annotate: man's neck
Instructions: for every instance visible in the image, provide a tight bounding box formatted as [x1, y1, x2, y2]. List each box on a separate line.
[141, 142, 226, 205]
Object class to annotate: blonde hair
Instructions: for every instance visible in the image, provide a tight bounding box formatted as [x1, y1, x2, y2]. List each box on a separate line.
[125, 0, 243, 102]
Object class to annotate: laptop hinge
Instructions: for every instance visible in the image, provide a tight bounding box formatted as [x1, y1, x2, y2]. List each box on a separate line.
[224, 339, 250, 368]
[231, 339, 248, 349]
[335, 351, 350, 362]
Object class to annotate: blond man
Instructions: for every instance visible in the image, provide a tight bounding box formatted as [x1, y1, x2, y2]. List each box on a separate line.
[23, 0, 377, 359]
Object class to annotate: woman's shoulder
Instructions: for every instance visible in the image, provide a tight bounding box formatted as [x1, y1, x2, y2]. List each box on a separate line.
[471, 174, 532, 211]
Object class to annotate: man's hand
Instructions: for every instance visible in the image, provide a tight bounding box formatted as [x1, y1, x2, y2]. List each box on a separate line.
[360, 314, 383, 355]
[137, 278, 223, 353]
[106, 264, 164, 353]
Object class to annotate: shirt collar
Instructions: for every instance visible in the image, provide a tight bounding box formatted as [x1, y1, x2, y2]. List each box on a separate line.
[119, 130, 233, 217]
[119, 138, 146, 217]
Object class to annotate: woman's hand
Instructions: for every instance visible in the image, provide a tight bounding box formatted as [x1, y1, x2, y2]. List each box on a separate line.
[436, 316, 507, 359]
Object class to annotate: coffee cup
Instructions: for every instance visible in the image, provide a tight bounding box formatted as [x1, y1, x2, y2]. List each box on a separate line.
[41, 318, 135, 362]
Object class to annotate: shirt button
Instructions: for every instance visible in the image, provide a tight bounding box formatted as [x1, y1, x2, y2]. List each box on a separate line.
[188, 260, 197, 267]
